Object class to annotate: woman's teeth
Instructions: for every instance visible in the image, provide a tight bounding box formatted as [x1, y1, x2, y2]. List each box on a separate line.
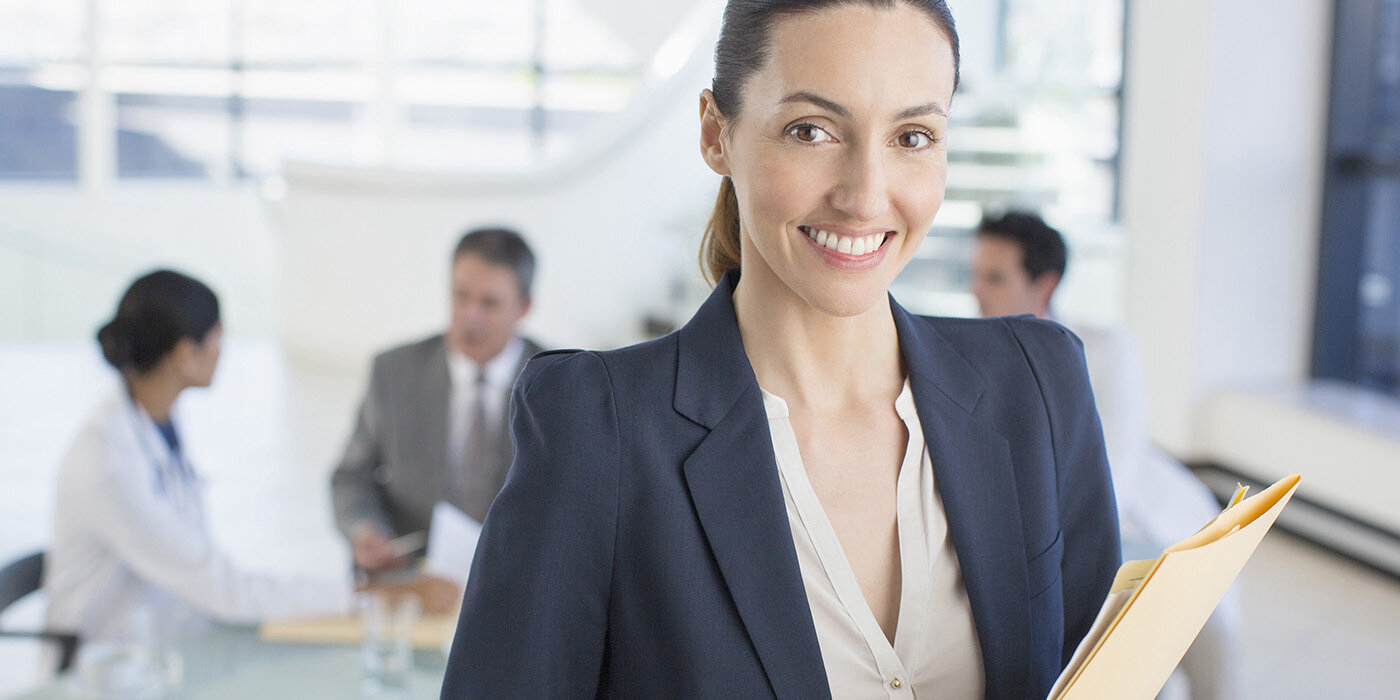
[804, 227, 885, 256]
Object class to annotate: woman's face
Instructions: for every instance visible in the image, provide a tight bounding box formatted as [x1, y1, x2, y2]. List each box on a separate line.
[701, 3, 956, 317]
[182, 323, 222, 387]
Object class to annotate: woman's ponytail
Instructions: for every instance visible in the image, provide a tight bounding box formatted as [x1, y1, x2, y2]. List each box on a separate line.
[699, 176, 742, 286]
[97, 318, 135, 370]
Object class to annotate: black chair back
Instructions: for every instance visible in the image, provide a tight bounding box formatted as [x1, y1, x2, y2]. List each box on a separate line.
[0, 550, 80, 672]
[0, 551, 43, 613]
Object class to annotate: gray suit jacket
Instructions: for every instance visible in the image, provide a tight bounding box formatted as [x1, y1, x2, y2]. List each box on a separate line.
[331, 334, 542, 539]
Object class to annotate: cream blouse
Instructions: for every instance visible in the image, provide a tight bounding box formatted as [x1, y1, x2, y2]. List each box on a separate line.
[760, 381, 983, 699]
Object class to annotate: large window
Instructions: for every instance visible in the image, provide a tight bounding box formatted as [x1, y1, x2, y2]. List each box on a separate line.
[892, 0, 1126, 318]
[0, 0, 664, 183]
[0, 1, 84, 180]
[1313, 0, 1400, 394]
[1, 0, 1127, 296]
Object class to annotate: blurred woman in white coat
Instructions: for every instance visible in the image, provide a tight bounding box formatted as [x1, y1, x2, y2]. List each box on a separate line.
[44, 270, 449, 650]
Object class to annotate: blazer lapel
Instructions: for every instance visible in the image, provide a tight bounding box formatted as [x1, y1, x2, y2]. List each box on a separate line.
[421, 338, 452, 497]
[676, 273, 831, 700]
[892, 300, 1033, 697]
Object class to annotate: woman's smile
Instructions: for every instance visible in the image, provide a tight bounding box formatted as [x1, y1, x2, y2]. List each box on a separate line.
[798, 225, 895, 271]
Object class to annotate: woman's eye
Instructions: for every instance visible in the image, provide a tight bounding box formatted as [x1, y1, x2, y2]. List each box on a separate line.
[895, 130, 937, 149]
[787, 123, 833, 144]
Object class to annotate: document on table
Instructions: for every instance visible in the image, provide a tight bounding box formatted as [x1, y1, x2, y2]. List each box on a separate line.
[259, 612, 458, 649]
[1049, 473, 1302, 700]
[422, 500, 484, 587]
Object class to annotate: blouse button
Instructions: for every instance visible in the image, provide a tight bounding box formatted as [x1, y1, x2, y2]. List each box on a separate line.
[890, 678, 902, 689]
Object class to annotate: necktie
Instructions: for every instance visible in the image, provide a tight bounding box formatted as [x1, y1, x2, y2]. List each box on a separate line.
[454, 373, 492, 516]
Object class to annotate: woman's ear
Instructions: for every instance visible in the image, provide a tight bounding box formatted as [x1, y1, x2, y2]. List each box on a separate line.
[698, 89, 731, 177]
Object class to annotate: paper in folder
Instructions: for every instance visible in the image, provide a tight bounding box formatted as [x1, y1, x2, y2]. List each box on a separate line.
[1049, 473, 1302, 700]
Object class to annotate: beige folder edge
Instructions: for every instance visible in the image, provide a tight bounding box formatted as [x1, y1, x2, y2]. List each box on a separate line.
[1050, 473, 1303, 700]
[259, 610, 460, 650]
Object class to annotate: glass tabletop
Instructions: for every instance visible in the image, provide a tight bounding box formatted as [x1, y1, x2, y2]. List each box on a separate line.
[10, 626, 449, 700]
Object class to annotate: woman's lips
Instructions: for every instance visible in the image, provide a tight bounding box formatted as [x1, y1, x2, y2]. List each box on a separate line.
[799, 225, 893, 270]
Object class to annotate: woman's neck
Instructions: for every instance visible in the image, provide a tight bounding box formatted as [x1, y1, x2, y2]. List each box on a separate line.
[126, 371, 185, 423]
[732, 263, 905, 412]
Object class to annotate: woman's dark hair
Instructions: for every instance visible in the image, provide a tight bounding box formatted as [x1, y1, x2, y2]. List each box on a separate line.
[700, 0, 961, 284]
[97, 269, 221, 374]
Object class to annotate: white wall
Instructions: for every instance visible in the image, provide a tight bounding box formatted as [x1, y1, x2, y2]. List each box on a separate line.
[1121, 0, 1332, 458]
[0, 186, 280, 343]
[275, 16, 723, 366]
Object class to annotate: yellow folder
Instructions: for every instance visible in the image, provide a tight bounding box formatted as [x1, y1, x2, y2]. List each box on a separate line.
[1049, 473, 1302, 699]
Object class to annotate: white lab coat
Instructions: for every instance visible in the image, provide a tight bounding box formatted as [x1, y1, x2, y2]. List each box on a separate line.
[44, 388, 353, 646]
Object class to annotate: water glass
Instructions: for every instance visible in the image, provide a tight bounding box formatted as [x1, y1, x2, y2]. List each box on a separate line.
[357, 591, 421, 683]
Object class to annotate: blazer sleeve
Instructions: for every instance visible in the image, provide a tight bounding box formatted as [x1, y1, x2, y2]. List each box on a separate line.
[330, 355, 393, 539]
[441, 350, 619, 699]
[1006, 318, 1121, 666]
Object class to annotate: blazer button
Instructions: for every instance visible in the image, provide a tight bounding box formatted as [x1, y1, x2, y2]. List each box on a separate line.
[890, 679, 902, 689]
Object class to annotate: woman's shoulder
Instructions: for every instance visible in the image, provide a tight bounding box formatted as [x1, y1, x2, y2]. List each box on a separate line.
[519, 333, 678, 395]
[916, 313, 1084, 362]
[58, 391, 138, 488]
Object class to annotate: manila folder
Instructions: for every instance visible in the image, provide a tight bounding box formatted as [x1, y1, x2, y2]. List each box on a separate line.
[1050, 473, 1302, 699]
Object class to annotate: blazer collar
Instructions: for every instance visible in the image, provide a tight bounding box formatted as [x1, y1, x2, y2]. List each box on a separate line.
[676, 272, 831, 698]
[421, 338, 452, 491]
[890, 299, 985, 413]
[676, 273, 988, 425]
[674, 271, 755, 428]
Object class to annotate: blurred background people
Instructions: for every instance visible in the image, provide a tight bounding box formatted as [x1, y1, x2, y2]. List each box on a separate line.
[331, 228, 542, 573]
[43, 270, 358, 650]
[970, 209, 1240, 700]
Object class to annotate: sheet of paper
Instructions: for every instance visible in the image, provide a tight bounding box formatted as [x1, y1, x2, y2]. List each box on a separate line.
[422, 500, 483, 586]
[1048, 587, 1132, 700]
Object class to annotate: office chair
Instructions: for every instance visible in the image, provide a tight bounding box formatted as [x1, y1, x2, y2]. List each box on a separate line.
[0, 551, 80, 672]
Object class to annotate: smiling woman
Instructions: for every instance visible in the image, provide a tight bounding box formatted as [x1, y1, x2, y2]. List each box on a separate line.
[441, 2, 1120, 698]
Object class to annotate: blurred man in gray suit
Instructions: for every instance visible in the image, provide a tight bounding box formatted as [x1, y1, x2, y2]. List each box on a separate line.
[332, 228, 543, 573]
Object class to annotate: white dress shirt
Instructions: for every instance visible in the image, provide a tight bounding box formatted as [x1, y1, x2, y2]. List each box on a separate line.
[760, 381, 984, 699]
[45, 389, 354, 646]
[1068, 323, 1220, 550]
[446, 336, 524, 476]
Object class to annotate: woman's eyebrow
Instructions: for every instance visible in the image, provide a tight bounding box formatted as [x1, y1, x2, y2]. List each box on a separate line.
[780, 91, 947, 121]
[780, 91, 851, 118]
[893, 102, 947, 120]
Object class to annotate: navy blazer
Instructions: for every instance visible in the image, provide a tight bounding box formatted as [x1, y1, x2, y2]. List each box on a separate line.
[442, 272, 1119, 699]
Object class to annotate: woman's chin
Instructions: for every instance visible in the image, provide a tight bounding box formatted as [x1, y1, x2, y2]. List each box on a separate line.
[798, 281, 892, 319]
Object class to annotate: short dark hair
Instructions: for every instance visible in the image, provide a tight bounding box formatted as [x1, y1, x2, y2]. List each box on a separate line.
[453, 227, 536, 299]
[97, 269, 221, 374]
[975, 209, 1067, 282]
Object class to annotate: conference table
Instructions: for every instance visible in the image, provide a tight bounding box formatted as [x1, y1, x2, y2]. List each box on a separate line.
[10, 626, 449, 700]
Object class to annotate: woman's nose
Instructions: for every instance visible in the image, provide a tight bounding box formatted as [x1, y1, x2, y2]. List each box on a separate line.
[829, 145, 891, 221]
